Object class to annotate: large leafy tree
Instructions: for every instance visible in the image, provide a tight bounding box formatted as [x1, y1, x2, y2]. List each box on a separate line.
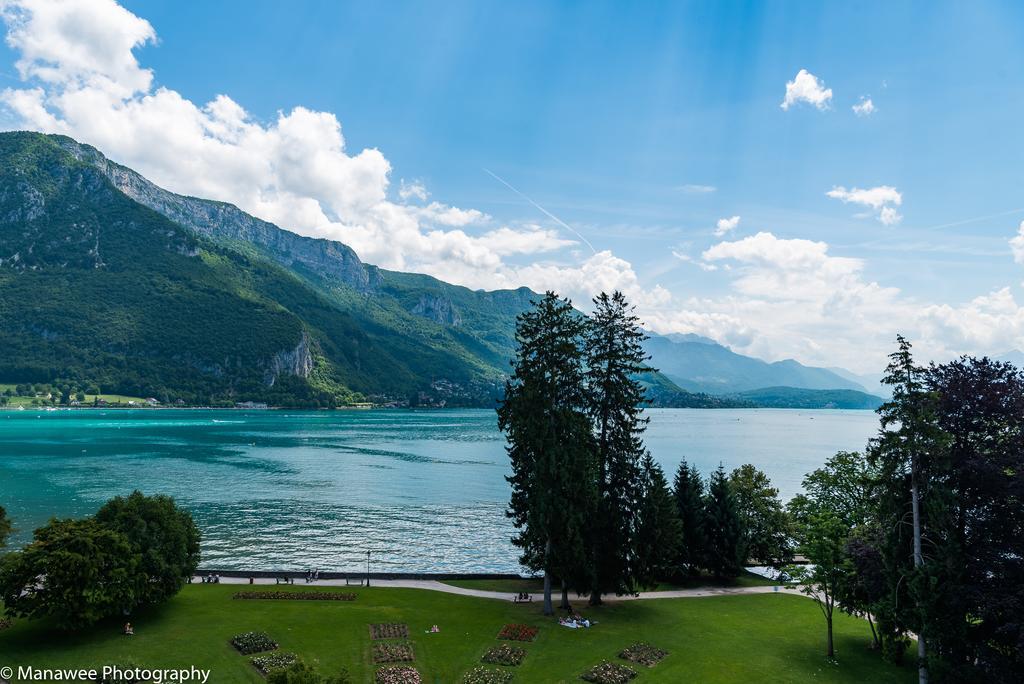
[634, 453, 682, 587]
[95, 491, 201, 606]
[729, 464, 792, 566]
[0, 518, 139, 630]
[787, 509, 848, 660]
[583, 291, 651, 604]
[789, 450, 882, 656]
[703, 464, 745, 577]
[498, 292, 596, 615]
[916, 356, 1024, 682]
[672, 460, 706, 576]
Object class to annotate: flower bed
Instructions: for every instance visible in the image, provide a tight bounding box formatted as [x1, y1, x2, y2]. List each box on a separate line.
[462, 666, 514, 684]
[375, 665, 422, 684]
[618, 642, 668, 667]
[231, 631, 278, 655]
[496, 623, 538, 642]
[373, 642, 415, 663]
[369, 623, 410, 640]
[481, 643, 526, 666]
[251, 652, 299, 675]
[233, 590, 356, 601]
[580, 661, 637, 684]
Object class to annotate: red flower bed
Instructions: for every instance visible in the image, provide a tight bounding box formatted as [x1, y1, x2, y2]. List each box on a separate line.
[496, 623, 538, 642]
[232, 590, 356, 601]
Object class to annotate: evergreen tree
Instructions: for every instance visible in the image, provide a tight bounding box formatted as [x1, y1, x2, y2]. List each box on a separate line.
[498, 292, 596, 616]
[703, 464, 745, 577]
[634, 453, 682, 587]
[672, 460, 706, 576]
[871, 336, 943, 683]
[583, 291, 651, 605]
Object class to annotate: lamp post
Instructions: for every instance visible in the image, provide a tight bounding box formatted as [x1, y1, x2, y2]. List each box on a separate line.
[366, 550, 371, 587]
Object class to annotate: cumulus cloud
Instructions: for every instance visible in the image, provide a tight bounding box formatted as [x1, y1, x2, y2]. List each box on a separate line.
[827, 185, 903, 225]
[640, 232, 1024, 373]
[780, 69, 832, 111]
[852, 97, 876, 117]
[1010, 221, 1024, 264]
[398, 179, 428, 202]
[714, 215, 740, 237]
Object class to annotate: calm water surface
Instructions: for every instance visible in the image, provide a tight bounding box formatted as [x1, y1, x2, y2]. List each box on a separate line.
[0, 408, 877, 572]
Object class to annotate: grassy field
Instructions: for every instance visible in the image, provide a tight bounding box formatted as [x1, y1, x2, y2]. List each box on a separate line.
[0, 584, 914, 683]
[442, 570, 780, 594]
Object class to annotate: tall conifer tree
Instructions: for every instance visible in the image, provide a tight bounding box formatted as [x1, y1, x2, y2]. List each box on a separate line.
[703, 464, 745, 577]
[634, 453, 682, 587]
[583, 291, 651, 605]
[673, 460, 706, 576]
[498, 292, 595, 615]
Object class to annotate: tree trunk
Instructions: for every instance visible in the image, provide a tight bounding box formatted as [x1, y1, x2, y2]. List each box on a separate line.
[543, 539, 554, 616]
[589, 588, 602, 606]
[867, 613, 880, 650]
[826, 615, 834, 659]
[911, 472, 928, 684]
[560, 581, 570, 610]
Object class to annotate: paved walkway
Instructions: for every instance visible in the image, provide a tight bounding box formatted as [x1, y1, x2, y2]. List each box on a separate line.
[193, 575, 797, 602]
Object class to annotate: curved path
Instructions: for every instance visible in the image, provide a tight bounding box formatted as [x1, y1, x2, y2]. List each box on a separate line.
[193, 575, 797, 602]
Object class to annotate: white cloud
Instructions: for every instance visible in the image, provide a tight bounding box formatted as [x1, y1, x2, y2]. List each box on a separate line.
[1011, 221, 1024, 264]
[780, 69, 833, 111]
[827, 185, 903, 225]
[852, 97, 876, 117]
[714, 215, 740, 237]
[398, 179, 428, 202]
[641, 232, 1024, 373]
[679, 184, 716, 194]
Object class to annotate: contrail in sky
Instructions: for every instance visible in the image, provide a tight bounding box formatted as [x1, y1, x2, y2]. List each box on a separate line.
[482, 168, 597, 254]
[920, 207, 1024, 231]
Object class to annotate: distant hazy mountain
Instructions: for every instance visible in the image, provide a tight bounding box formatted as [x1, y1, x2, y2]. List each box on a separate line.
[643, 332, 870, 394]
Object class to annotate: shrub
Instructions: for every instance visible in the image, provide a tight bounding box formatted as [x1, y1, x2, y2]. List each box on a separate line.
[461, 667, 513, 684]
[231, 631, 278, 655]
[496, 623, 538, 642]
[0, 616, 12, 631]
[369, 623, 409, 640]
[580, 661, 637, 684]
[618, 642, 668, 667]
[374, 666, 421, 684]
[372, 642, 415, 663]
[481, 644, 526, 666]
[233, 591, 356, 601]
[252, 652, 299, 675]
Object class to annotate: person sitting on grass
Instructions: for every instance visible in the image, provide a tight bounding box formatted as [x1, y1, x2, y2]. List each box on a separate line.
[123, 622, 134, 636]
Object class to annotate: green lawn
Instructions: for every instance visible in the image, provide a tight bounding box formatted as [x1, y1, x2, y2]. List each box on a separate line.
[0, 585, 914, 683]
[443, 570, 780, 594]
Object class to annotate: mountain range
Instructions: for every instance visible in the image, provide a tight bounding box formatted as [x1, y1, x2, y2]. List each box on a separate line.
[0, 132, 882, 409]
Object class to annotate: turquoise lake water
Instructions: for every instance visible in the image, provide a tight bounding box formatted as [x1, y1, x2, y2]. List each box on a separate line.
[0, 408, 877, 572]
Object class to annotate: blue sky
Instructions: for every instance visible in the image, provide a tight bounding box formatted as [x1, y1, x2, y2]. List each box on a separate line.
[1, 0, 1023, 371]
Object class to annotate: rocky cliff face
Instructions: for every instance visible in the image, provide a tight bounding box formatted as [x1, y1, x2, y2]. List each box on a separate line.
[411, 294, 462, 326]
[53, 137, 381, 293]
[264, 331, 315, 386]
